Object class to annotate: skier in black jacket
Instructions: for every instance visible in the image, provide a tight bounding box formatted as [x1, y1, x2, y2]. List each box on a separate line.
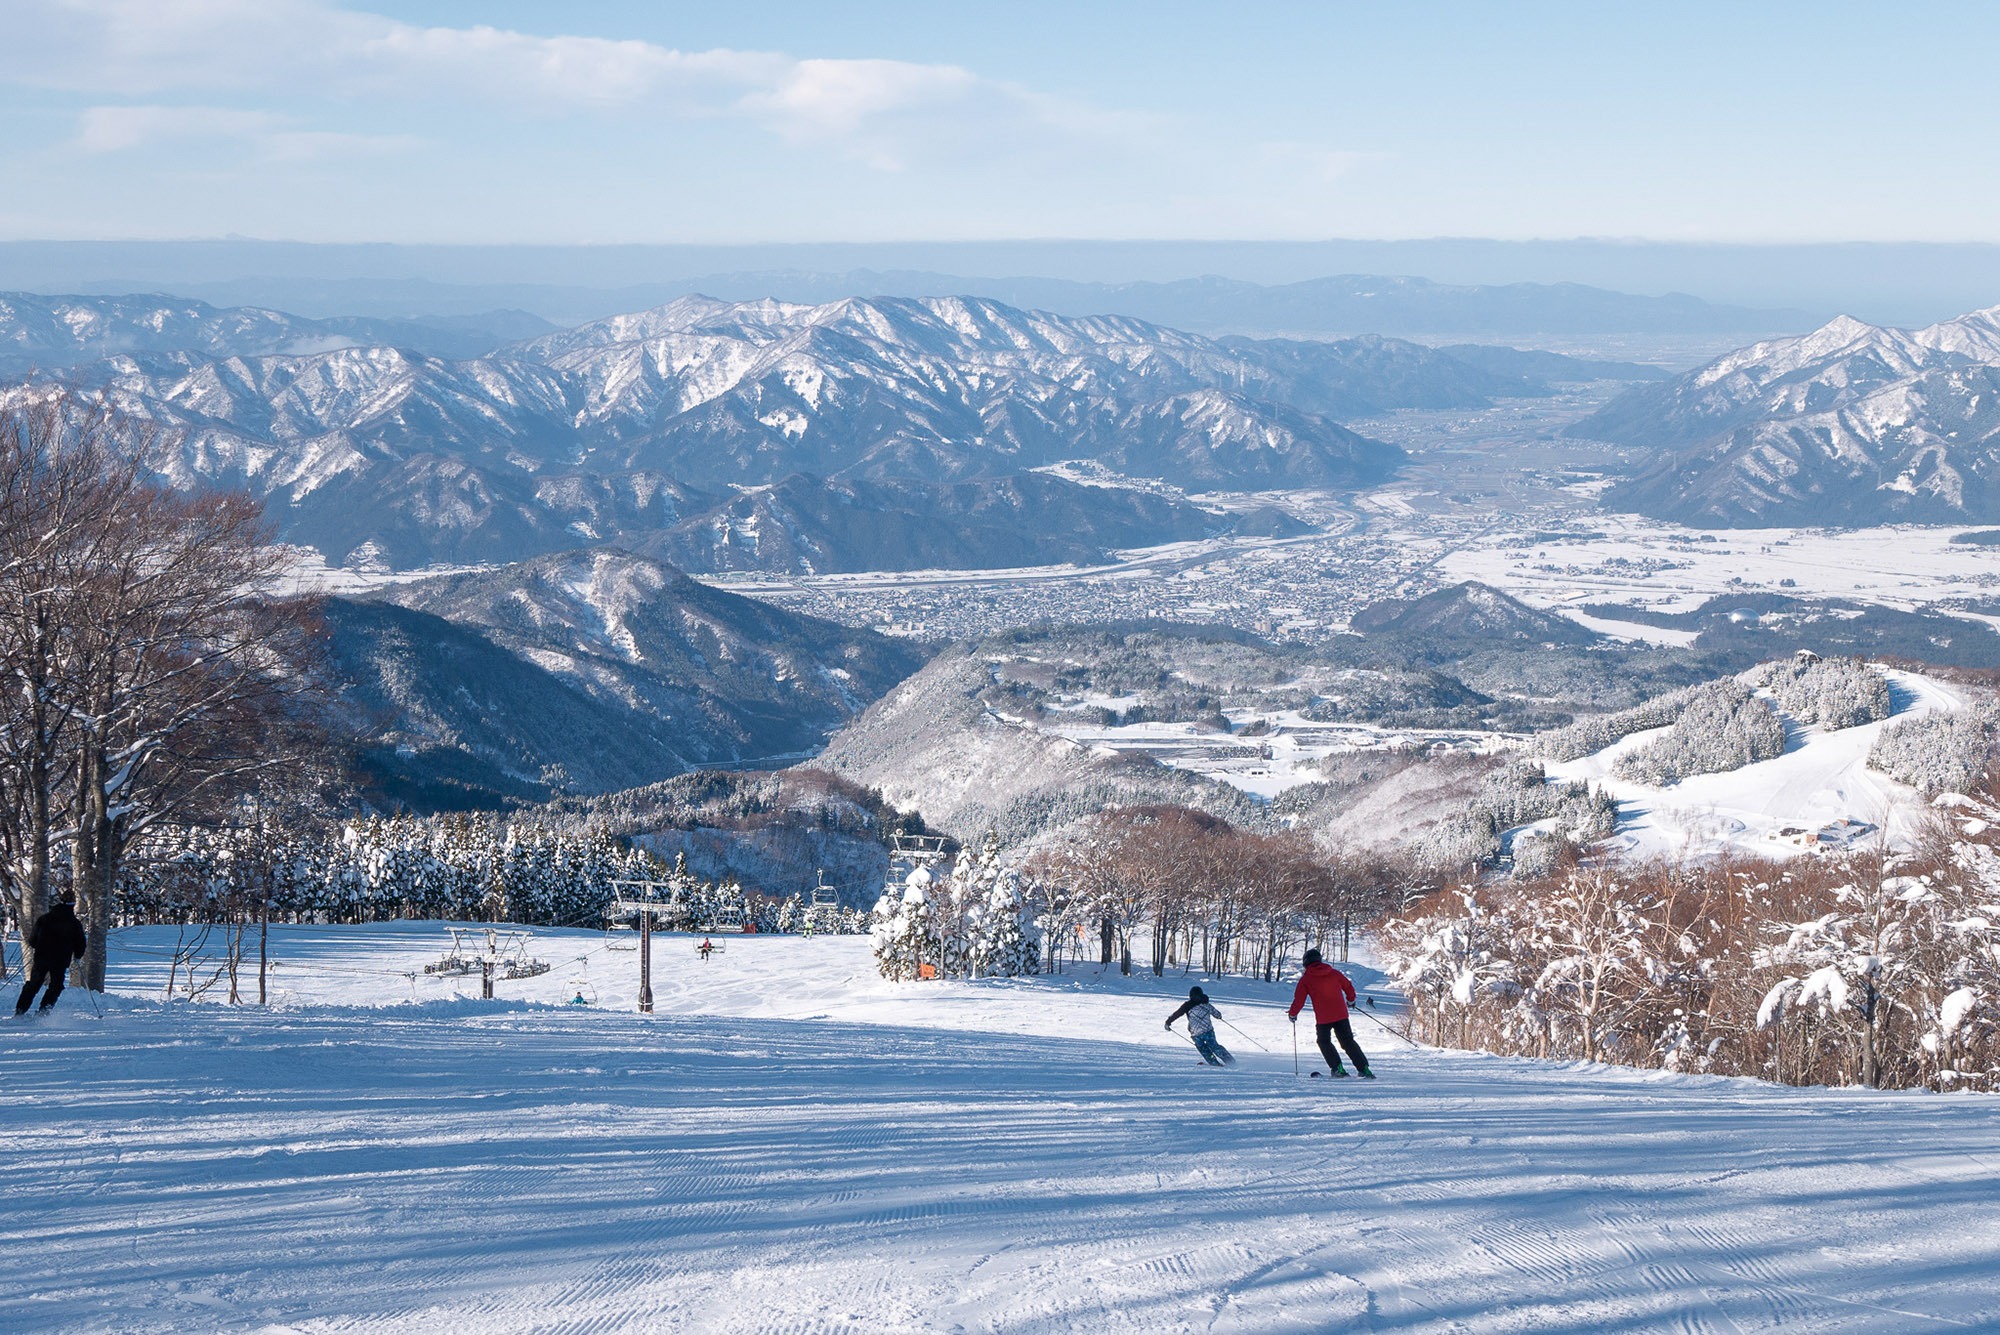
[15, 890, 88, 1015]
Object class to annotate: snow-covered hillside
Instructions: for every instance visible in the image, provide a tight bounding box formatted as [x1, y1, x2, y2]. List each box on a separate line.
[6, 926, 1997, 1332]
[1579, 305, 2000, 525]
[1548, 667, 1961, 860]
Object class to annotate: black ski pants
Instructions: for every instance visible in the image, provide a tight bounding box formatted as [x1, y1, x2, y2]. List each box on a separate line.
[1316, 1019, 1368, 1074]
[15, 961, 67, 1014]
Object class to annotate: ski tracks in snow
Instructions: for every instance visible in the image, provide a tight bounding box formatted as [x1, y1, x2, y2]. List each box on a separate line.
[7, 934, 2000, 1332]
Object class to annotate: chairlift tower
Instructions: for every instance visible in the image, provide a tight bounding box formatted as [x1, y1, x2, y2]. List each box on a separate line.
[888, 833, 951, 875]
[609, 863, 697, 1013]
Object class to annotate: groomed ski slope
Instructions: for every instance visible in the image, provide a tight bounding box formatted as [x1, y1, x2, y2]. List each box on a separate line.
[1547, 667, 1961, 861]
[5, 927, 1999, 1333]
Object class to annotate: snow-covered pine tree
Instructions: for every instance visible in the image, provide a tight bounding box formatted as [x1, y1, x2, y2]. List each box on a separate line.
[967, 832, 1040, 978]
[939, 845, 979, 977]
[872, 865, 943, 981]
[775, 894, 804, 934]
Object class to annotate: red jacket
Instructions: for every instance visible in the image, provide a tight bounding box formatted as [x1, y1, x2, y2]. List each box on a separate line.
[1289, 961, 1355, 1023]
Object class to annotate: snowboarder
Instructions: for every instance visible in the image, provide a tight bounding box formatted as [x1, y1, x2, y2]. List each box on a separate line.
[1288, 947, 1373, 1079]
[15, 890, 88, 1016]
[698, 938, 714, 961]
[1165, 986, 1235, 1066]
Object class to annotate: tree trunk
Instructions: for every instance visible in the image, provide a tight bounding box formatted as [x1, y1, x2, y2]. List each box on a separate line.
[72, 746, 112, 992]
[1862, 979, 1881, 1088]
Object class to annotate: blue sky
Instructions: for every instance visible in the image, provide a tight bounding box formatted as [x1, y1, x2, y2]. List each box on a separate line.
[1, 1, 1992, 245]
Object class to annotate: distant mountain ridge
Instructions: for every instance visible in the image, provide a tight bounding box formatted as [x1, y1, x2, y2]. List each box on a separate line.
[3, 289, 1676, 571]
[0, 290, 1653, 571]
[657, 271, 1802, 338]
[1578, 306, 2000, 525]
[0, 290, 550, 373]
[329, 548, 924, 807]
[636, 471, 1307, 575]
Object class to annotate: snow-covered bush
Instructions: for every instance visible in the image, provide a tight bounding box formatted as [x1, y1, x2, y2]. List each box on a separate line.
[1380, 828, 2000, 1092]
[1614, 682, 1785, 785]
[1754, 656, 1891, 730]
[1509, 830, 1568, 880]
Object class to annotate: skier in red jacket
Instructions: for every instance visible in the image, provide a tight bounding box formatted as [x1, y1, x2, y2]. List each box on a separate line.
[1288, 947, 1374, 1079]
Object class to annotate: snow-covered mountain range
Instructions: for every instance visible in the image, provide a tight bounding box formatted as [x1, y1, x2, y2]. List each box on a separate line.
[0, 290, 548, 373]
[1577, 306, 2000, 524]
[326, 548, 923, 806]
[4, 291, 1641, 570]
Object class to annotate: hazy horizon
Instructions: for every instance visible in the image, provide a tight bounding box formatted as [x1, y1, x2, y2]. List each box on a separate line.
[7, 235, 2000, 327]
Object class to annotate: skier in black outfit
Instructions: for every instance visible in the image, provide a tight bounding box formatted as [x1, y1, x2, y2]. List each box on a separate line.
[15, 890, 88, 1015]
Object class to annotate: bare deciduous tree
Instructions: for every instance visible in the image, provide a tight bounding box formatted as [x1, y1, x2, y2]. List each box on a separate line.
[0, 393, 339, 990]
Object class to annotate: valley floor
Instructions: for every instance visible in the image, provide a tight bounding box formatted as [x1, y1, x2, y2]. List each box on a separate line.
[5, 928, 1998, 1333]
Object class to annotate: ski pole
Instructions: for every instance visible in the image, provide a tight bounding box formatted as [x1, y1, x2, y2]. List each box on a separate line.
[1215, 1014, 1271, 1053]
[1291, 1018, 1300, 1076]
[1352, 998, 1419, 1049]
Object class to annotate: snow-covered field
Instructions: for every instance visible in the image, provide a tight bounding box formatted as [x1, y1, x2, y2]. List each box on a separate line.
[1443, 515, 2000, 637]
[1045, 711, 1503, 800]
[1549, 667, 1958, 861]
[7, 927, 2000, 1332]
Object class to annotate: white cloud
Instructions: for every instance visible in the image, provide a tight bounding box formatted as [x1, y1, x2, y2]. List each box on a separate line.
[4, 0, 1378, 240]
[10, 0, 1042, 165]
[74, 105, 275, 154]
[73, 104, 413, 161]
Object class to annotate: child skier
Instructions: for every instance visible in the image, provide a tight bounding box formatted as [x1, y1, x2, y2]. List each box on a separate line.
[1165, 986, 1235, 1066]
[1288, 947, 1374, 1078]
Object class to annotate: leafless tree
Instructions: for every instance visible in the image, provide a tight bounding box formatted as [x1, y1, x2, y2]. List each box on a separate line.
[0, 393, 341, 990]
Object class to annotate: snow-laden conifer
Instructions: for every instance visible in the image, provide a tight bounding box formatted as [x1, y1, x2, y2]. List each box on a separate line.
[967, 832, 1040, 978]
[872, 865, 942, 981]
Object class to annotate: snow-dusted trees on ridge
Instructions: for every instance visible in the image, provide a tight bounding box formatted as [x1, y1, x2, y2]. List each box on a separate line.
[1535, 679, 1726, 763]
[1400, 758, 1617, 876]
[1537, 658, 1889, 776]
[0, 396, 337, 988]
[1614, 681, 1785, 786]
[1754, 655, 1891, 730]
[1869, 706, 2000, 796]
[1380, 813, 2000, 1091]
